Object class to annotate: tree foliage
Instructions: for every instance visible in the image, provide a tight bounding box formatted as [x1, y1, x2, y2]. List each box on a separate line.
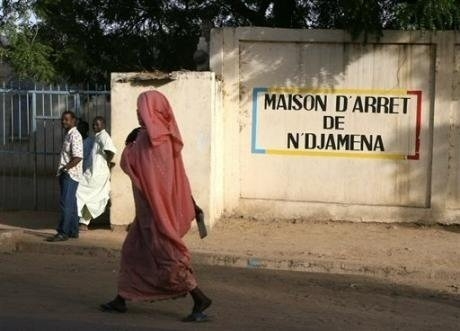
[0, 0, 55, 81]
[1, 0, 459, 83]
[394, 0, 460, 30]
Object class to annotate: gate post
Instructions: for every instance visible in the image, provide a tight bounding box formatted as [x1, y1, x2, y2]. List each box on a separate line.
[31, 92, 38, 210]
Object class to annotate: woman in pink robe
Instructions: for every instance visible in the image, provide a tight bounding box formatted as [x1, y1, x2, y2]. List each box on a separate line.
[101, 90, 211, 321]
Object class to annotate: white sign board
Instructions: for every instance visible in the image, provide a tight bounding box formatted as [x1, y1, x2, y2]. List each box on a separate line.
[252, 87, 422, 160]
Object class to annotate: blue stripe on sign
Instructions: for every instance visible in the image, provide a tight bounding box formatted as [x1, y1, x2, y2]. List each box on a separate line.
[251, 87, 267, 154]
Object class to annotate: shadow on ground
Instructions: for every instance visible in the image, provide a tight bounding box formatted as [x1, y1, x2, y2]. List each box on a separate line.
[1, 252, 459, 331]
[0, 207, 111, 230]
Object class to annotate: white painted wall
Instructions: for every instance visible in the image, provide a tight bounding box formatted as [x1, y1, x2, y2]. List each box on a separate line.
[110, 72, 223, 228]
[110, 29, 460, 225]
[210, 28, 460, 224]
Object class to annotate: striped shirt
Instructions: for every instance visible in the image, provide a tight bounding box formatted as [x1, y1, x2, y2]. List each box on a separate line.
[58, 126, 83, 182]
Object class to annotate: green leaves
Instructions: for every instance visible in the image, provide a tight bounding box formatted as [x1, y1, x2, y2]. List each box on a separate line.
[0, 0, 56, 82]
[394, 0, 460, 30]
[2, 0, 460, 84]
[5, 27, 56, 81]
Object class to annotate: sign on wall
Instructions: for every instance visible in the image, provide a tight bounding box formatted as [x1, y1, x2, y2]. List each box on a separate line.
[251, 87, 422, 160]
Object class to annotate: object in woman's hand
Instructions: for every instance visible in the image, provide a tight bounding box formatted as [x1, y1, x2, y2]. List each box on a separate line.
[194, 206, 207, 239]
[125, 127, 141, 145]
[192, 197, 207, 239]
[196, 210, 207, 239]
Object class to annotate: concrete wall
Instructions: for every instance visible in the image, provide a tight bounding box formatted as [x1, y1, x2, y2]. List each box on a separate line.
[110, 72, 223, 228]
[210, 28, 460, 224]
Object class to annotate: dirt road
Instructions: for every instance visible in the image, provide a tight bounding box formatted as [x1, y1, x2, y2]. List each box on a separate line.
[0, 252, 459, 331]
[2, 212, 460, 294]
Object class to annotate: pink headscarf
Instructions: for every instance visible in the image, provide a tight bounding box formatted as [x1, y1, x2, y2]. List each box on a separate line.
[137, 90, 184, 154]
[121, 90, 195, 240]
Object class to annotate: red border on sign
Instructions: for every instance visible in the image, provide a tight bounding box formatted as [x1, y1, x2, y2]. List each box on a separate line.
[406, 90, 422, 160]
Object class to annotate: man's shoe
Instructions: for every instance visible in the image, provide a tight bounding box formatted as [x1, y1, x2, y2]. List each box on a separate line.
[69, 233, 79, 239]
[46, 234, 68, 242]
[79, 224, 88, 231]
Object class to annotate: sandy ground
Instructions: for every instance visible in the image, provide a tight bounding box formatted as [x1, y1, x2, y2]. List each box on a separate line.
[1, 211, 460, 294]
[185, 218, 460, 290]
[188, 217, 460, 268]
[0, 251, 459, 331]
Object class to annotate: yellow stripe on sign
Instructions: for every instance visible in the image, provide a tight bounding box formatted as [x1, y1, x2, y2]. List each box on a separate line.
[268, 87, 408, 96]
[266, 149, 407, 160]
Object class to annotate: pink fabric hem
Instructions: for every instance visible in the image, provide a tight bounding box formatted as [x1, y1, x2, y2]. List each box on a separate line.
[118, 290, 191, 303]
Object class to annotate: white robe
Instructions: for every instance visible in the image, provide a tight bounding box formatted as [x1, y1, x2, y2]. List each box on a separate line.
[77, 129, 117, 223]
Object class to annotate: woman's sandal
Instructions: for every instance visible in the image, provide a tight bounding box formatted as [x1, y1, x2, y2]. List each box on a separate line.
[182, 297, 212, 322]
[99, 301, 127, 313]
[182, 312, 208, 322]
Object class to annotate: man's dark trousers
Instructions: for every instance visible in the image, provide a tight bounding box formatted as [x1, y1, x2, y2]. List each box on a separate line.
[57, 172, 79, 238]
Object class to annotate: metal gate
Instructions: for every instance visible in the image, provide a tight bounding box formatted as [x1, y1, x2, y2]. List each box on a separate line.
[0, 82, 110, 211]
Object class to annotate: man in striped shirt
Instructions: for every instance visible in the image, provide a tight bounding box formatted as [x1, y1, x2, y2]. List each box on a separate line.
[47, 111, 83, 242]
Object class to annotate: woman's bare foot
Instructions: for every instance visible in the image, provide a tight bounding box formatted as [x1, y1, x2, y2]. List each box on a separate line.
[190, 287, 212, 313]
[182, 287, 212, 322]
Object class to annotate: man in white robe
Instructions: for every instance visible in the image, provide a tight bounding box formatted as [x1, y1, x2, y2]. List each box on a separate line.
[77, 116, 116, 230]
[77, 119, 95, 173]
